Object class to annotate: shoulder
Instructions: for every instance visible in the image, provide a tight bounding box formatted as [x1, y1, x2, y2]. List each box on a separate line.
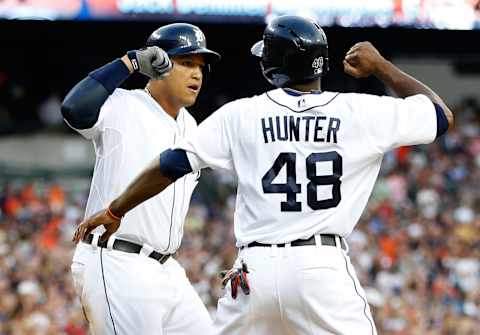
[341, 92, 432, 106]
[218, 95, 261, 114]
[195, 98, 249, 121]
[328, 92, 367, 102]
[106, 89, 153, 114]
[112, 88, 148, 100]
[226, 95, 257, 107]
[338, 92, 395, 109]
[100, 89, 152, 123]
[106, 88, 143, 105]
[110, 87, 130, 98]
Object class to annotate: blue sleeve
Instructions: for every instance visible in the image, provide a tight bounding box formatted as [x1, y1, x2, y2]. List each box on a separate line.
[61, 59, 130, 129]
[159, 149, 193, 181]
[434, 103, 449, 138]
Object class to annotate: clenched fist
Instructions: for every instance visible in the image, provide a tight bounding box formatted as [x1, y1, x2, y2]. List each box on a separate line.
[128, 46, 173, 80]
[343, 42, 386, 78]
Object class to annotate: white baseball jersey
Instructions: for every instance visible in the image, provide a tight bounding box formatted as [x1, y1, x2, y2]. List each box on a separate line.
[70, 88, 199, 263]
[176, 88, 437, 246]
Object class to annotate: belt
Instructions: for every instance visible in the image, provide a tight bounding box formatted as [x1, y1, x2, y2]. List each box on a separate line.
[241, 234, 346, 251]
[82, 234, 171, 264]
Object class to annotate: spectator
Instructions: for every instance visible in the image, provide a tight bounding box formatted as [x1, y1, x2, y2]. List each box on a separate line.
[1, 97, 480, 334]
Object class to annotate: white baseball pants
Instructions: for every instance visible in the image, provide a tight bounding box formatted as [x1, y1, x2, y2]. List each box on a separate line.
[213, 240, 377, 335]
[71, 244, 213, 335]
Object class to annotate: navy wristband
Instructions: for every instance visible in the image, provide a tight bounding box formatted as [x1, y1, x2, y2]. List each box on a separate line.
[88, 58, 131, 94]
[434, 103, 449, 138]
[127, 50, 139, 72]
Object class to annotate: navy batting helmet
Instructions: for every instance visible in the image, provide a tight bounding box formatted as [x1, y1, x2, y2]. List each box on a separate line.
[251, 15, 329, 88]
[146, 23, 221, 64]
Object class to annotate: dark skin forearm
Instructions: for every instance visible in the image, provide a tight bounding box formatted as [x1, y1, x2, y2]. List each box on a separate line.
[109, 157, 173, 217]
[344, 42, 454, 129]
[373, 60, 454, 127]
[72, 157, 174, 243]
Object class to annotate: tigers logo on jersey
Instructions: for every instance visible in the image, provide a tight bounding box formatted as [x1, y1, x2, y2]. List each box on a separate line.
[312, 57, 324, 74]
[298, 97, 306, 108]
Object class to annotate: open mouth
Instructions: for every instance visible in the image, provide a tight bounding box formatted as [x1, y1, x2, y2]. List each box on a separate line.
[188, 84, 200, 92]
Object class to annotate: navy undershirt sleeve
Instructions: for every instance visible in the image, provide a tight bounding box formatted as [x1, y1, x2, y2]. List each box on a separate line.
[159, 149, 193, 182]
[61, 59, 130, 129]
[88, 58, 130, 94]
[434, 103, 449, 138]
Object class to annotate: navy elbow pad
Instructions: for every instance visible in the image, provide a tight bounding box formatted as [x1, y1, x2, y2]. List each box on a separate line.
[434, 103, 449, 138]
[61, 76, 110, 129]
[159, 149, 193, 182]
[62, 59, 131, 129]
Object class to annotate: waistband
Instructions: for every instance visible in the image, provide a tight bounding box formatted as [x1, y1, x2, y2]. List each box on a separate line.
[240, 234, 347, 251]
[82, 234, 171, 264]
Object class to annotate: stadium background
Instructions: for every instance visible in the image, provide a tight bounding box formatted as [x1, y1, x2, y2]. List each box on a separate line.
[0, 1, 479, 334]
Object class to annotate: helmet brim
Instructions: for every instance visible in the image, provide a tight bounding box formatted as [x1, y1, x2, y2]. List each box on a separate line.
[251, 40, 264, 57]
[168, 46, 221, 64]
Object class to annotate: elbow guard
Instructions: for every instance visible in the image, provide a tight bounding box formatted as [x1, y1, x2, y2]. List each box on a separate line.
[61, 59, 131, 129]
[159, 149, 193, 182]
[61, 76, 110, 129]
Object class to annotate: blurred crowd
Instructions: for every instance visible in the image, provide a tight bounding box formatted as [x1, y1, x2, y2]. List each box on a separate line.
[0, 68, 66, 135]
[0, 98, 479, 335]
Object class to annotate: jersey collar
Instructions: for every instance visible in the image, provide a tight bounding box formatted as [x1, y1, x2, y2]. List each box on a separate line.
[266, 88, 339, 113]
[282, 88, 323, 96]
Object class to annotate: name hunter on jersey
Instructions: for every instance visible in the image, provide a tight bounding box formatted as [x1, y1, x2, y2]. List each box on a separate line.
[261, 115, 341, 144]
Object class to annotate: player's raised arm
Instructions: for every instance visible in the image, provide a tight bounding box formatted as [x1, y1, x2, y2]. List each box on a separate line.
[343, 41, 454, 130]
[72, 148, 191, 243]
[61, 47, 172, 129]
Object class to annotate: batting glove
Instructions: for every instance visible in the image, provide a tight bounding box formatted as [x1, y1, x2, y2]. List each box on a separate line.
[127, 46, 172, 80]
[219, 261, 250, 299]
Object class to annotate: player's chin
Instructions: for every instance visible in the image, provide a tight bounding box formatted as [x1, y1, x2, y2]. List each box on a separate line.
[182, 93, 199, 107]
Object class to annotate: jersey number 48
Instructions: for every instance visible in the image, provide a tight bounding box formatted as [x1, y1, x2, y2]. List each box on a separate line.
[262, 151, 342, 212]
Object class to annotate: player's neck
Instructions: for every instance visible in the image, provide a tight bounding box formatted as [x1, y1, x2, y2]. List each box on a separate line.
[288, 80, 321, 93]
[157, 99, 181, 120]
[145, 85, 180, 119]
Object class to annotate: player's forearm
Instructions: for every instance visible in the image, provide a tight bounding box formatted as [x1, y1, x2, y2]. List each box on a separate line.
[374, 60, 454, 127]
[109, 158, 173, 217]
[374, 60, 437, 99]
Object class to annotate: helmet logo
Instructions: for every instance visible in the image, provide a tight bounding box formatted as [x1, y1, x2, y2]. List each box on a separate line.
[194, 29, 205, 43]
[312, 57, 324, 74]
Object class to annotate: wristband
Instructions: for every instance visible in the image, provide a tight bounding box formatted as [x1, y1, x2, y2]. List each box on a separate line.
[127, 50, 139, 72]
[106, 207, 122, 221]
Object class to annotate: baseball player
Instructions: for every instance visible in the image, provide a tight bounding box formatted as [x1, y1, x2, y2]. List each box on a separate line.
[62, 23, 220, 334]
[72, 15, 453, 334]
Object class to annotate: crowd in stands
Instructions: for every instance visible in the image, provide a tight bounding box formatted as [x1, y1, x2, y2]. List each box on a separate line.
[0, 98, 479, 335]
